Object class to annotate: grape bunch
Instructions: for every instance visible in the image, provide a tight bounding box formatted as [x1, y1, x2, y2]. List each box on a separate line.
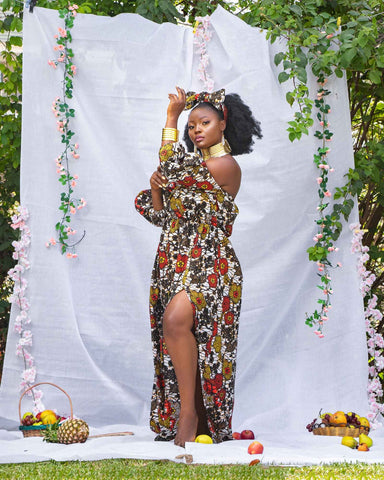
[321, 413, 331, 425]
[22, 414, 36, 426]
[306, 418, 320, 432]
[346, 412, 361, 427]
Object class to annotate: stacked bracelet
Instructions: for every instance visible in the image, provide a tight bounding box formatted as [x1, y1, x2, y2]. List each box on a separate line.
[162, 128, 179, 142]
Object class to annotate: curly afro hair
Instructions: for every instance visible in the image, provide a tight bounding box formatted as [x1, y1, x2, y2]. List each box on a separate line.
[183, 93, 262, 156]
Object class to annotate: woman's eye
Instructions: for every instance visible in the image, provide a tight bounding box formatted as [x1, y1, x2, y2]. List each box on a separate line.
[202, 121, 209, 125]
[188, 125, 194, 130]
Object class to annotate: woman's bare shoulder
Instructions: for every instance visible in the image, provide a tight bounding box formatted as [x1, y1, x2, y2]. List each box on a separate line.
[205, 155, 241, 198]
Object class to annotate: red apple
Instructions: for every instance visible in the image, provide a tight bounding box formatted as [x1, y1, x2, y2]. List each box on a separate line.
[240, 429, 255, 440]
[232, 432, 241, 440]
[248, 441, 264, 454]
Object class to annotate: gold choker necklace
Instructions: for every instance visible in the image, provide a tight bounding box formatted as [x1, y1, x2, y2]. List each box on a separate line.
[201, 140, 231, 161]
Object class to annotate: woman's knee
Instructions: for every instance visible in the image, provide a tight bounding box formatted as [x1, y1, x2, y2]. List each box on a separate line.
[163, 294, 193, 338]
[163, 309, 189, 338]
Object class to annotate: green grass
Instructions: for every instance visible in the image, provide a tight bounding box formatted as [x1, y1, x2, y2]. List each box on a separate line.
[0, 459, 384, 480]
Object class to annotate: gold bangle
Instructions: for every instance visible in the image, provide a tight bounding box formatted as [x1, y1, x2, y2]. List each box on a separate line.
[162, 128, 179, 142]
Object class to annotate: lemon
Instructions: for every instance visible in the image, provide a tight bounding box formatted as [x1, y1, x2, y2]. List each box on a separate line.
[195, 434, 213, 444]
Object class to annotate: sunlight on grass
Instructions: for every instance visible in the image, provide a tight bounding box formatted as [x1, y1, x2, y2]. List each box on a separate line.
[0, 459, 383, 480]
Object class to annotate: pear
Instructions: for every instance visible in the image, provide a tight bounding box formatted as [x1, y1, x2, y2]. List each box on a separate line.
[341, 436, 357, 449]
[359, 433, 373, 448]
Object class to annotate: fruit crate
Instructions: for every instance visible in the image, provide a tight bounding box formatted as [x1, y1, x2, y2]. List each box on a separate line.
[18, 382, 73, 438]
[313, 425, 370, 437]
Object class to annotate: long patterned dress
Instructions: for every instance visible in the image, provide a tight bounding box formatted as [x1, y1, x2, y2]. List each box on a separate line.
[135, 142, 242, 443]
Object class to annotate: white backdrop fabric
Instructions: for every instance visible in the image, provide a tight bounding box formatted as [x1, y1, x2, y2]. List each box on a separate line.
[1, 5, 381, 464]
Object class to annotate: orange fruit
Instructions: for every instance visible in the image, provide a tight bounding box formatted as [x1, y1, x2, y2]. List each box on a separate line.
[329, 411, 347, 425]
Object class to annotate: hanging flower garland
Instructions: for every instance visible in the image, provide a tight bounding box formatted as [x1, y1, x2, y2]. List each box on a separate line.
[47, 4, 86, 258]
[350, 223, 384, 429]
[305, 73, 342, 336]
[7, 206, 44, 413]
[193, 16, 214, 92]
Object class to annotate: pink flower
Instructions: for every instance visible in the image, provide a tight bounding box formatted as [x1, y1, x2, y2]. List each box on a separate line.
[324, 190, 332, 197]
[70, 206, 76, 214]
[326, 33, 333, 39]
[316, 177, 322, 184]
[71, 181, 76, 187]
[58, 27, 67, 38]
[48, 60, 57, 69]
[73, 154, 80, 159]
[71, 65, 77, 75]
[337, 262, 342, 267]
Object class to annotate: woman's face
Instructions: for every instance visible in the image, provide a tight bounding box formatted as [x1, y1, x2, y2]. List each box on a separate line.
[188, 105, 226, 150]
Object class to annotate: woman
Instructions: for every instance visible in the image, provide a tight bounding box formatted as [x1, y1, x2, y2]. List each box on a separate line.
[135, 87, 261, 446]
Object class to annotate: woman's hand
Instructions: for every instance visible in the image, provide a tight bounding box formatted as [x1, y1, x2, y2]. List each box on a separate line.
[150, 166, 167, 192]
[166, 86, 186, 125]
[150, 166, 167, 211]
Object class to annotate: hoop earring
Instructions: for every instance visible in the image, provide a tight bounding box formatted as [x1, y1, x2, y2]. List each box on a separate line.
[194, 144, 197, 154]
[222, 133, 225, 146]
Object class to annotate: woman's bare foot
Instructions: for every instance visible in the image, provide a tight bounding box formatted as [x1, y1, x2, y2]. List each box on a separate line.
[174, 410, 198, 447]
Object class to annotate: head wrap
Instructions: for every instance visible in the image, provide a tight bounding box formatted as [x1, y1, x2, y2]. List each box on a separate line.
[184, 89, 225, 113]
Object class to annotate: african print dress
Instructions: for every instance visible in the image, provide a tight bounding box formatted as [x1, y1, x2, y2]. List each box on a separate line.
[135, 142, 242, 443]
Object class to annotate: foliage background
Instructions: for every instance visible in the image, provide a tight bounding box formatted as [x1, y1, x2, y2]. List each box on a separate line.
[0, 0, 383, 402]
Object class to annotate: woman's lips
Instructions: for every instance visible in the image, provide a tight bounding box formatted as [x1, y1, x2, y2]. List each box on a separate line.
[195, 136, 204, 143]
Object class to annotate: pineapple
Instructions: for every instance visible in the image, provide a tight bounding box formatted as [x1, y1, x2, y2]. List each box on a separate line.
[43, 418, 89, 444]
[57, 418, 89, 444]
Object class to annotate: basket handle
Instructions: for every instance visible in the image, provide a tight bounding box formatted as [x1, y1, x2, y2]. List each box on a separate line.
[18, 382, 73, 423]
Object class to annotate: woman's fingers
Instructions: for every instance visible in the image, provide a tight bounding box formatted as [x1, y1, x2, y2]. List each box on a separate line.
[151, 169, 167, 189]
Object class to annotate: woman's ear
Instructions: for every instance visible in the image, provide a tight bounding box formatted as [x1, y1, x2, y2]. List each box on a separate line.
[220, 119, 226, 132]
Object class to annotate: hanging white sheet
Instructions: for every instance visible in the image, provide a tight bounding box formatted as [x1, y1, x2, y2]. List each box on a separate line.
[0, 6, 374, 464]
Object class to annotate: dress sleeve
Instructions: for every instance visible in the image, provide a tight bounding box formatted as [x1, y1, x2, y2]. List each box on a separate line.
[134, 189, 166, 227]
[158, 142, 199, 181]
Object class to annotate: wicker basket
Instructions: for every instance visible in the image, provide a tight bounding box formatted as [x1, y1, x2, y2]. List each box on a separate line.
[313, 425, 370, 437]
[19, 382, 73, 438]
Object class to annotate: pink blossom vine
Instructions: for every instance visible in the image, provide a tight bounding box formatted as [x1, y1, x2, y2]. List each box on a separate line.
[350, 223, 384, 429]
[305, 74, 340, 335]
[47, 4, 86, 257]
[8, 206, 44, 413]
[193, 17, 214, 92]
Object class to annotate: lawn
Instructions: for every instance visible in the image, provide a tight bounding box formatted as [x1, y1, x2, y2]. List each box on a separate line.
[0, 459, 383, 480]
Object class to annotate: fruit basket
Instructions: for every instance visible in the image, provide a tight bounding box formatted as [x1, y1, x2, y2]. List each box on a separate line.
[307, 410, 370, 438]
[18, 382, 73, 438]
[313, 425, 369, 437]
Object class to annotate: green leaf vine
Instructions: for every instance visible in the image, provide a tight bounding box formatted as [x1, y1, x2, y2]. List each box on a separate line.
[46, 4, 86, 257]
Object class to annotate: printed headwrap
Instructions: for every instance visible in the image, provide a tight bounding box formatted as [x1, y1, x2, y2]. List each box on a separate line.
[184, 89, 225, 112]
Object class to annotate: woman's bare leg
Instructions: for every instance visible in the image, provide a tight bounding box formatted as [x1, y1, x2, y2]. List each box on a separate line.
[195, 370, 210, 436]
[163, 290, 198, 447]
